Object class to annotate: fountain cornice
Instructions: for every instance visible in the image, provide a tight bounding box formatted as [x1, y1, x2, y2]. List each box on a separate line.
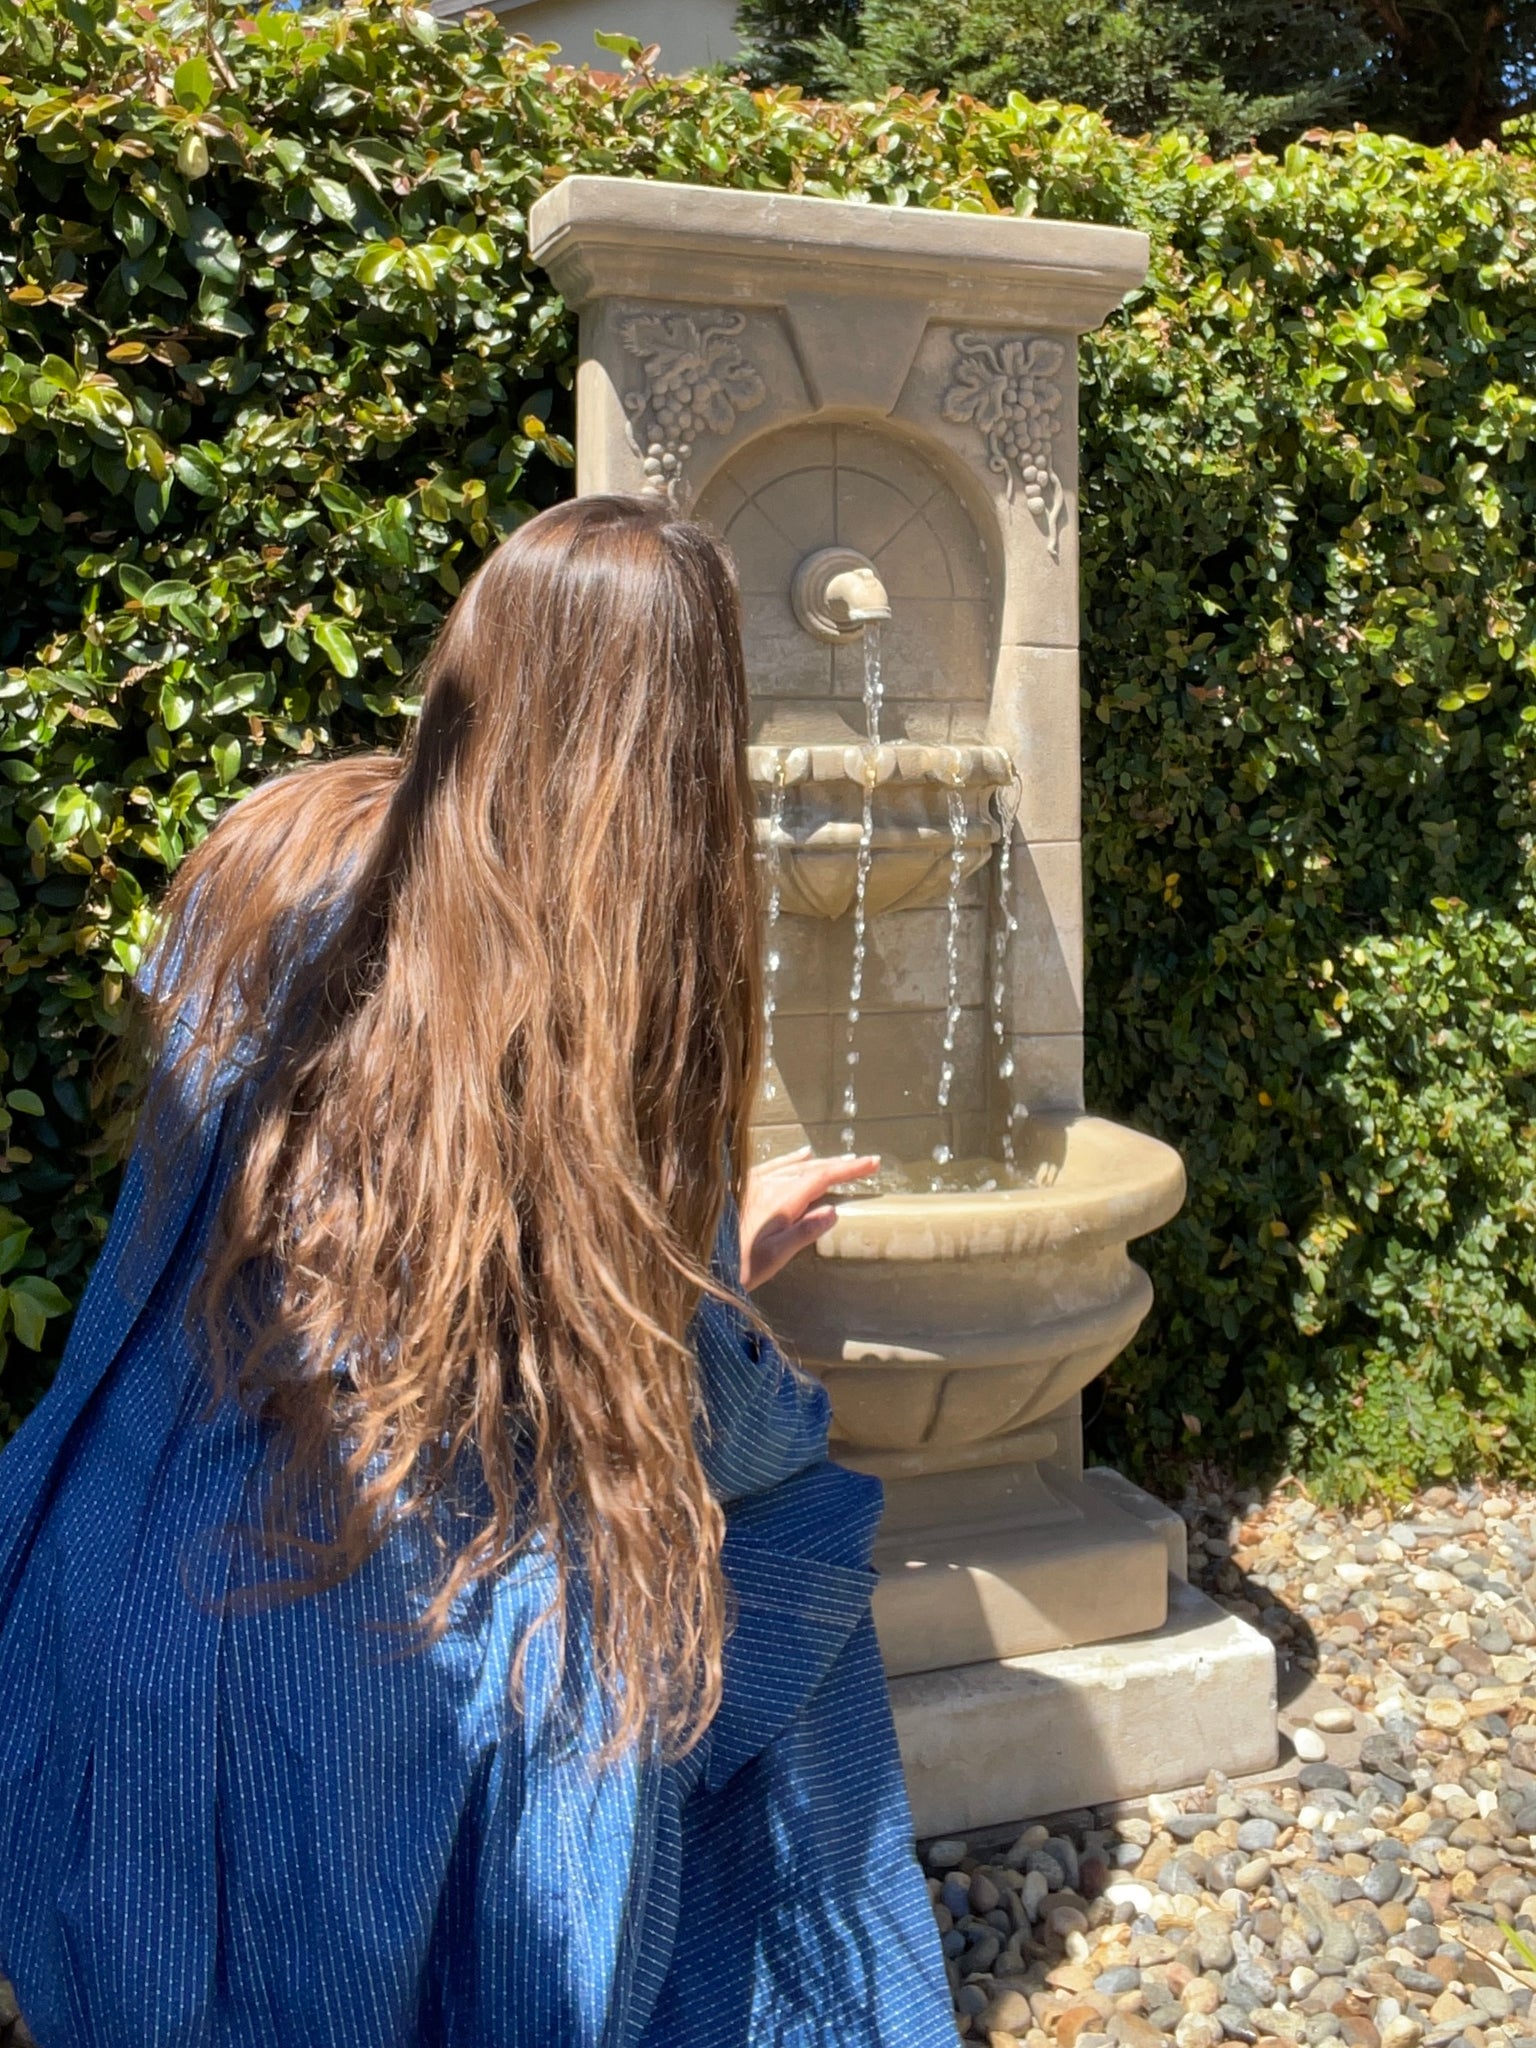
[529, 176, 1150, 336]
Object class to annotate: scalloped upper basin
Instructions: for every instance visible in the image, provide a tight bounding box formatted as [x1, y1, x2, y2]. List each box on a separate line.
[752, 740, 1012, 918]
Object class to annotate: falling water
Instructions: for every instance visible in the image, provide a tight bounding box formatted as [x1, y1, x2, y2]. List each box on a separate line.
[837, 629, 885, 1151]
[931, 786, 969, 1171]
[989, 792, 1023, 1171]
[760, 763, 787, 1111]
[861, 623, 884, 746]
[838, 780, 875, 1151]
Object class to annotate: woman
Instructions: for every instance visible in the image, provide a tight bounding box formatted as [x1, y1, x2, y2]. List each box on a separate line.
[0, 496, 955, 2046]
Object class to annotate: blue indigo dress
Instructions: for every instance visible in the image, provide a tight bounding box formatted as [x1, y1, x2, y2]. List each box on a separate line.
[0, 1007, 954, 2045]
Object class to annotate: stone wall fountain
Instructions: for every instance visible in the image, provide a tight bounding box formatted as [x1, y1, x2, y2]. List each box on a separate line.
[530, 177, 1278, 1833]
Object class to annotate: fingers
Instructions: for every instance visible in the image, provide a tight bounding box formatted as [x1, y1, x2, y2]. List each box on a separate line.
[755, 1145, 814, 1173]
[741, 1151, 882, 1289]
[789, 1153, 880, 1206]
[749, 1153, 879, 1220]
[774, 1207, 838, 1252]
[757, 1147, 876, 1182]
[749, 1206, 840, 1290]
[769, 1151, 878, 1182]
[754, 1152, 812, 1190]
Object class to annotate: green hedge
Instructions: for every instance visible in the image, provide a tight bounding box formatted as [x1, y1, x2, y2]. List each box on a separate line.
[1077, 134, 1536, 1494]
[3, 0, 1536, 1496]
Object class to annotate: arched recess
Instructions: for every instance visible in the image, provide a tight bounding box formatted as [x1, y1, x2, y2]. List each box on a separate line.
[694, 417, 1001, 750]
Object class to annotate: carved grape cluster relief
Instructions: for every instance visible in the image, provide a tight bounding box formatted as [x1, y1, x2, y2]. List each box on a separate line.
[619, 308, 766, 506]
[942, 333, 1067, 559]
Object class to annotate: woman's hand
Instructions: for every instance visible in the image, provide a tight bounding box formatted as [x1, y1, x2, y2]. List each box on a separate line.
[739, 1146, 880, 1292]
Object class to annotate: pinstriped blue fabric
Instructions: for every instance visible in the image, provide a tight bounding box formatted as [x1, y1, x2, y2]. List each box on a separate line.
[0, 1037, 954, 2044]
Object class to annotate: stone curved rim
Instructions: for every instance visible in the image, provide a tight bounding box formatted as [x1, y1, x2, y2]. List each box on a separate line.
[812, 1116, 1188, 1262]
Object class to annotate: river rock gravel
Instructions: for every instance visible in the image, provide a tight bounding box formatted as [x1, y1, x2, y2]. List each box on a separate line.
[929, 1478, 1536, 2044]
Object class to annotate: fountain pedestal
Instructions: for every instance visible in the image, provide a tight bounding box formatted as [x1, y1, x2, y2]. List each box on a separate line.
[529, 176, 1278, 1832]
[870, 1462, 1171, 1674]
[755, 1112, 1185, 1671]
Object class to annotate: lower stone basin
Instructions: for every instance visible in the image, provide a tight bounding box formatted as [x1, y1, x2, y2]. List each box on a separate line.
[755, 1114, 1185, 1477]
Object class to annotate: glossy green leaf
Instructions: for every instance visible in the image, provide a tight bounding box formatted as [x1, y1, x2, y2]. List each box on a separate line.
[172, 53, 215, 112]
[8, 1274, 70, 1350]
[174, 446, 221, 495]
[158, 680, 197, 732]
[312, 619, 359, 677]
[311, 176, 358, 225]
[182, 205, 240, 287]
[0, 1221, 31, 1279]
[354, 243, 402, 285]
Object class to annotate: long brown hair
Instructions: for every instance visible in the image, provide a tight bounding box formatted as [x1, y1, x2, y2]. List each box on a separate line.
[140, 495, 762, 1760]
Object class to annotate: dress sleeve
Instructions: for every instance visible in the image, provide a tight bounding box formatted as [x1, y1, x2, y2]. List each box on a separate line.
[690, 1194, 834, 1505]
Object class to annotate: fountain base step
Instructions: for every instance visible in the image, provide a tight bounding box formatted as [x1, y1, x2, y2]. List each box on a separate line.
[888, 1570, 1279, 1839]
[870, 1465, 1173, 1675]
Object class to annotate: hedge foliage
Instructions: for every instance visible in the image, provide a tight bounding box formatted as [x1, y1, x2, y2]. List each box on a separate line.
[1078, 133, 1536, 1496]
[3, 0, 1536, 1496]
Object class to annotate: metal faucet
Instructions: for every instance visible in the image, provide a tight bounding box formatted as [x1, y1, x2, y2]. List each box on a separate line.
[824, 562, 892, 628]
[791, 547, 892, 642]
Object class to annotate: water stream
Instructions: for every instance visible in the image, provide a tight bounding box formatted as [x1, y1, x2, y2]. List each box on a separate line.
[989, 791, 1023, 1171]
[930, 786, 969, 1169]
[760, 764, 786, 1113]
[837, 630, 884, 1151]
[861, 622, 884, 746]
[838, 780, 875, 1152]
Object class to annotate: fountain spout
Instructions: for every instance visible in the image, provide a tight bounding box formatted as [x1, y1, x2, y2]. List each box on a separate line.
[827, 565, 891, 626]
[792, 546, 891, 642]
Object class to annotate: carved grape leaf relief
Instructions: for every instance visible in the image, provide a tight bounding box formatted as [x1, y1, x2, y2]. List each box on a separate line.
[619, 308, 767, 506]
[942, 333, 1067, 560]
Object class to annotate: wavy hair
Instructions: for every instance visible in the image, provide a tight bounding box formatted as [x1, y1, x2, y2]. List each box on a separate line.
[139, 495, 762, 1760]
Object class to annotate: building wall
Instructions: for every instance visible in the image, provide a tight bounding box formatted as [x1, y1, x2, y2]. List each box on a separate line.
[433, 0, 743, 71]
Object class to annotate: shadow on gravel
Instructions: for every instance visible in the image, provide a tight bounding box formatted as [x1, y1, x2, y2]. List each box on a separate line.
[1176, 1487, 1320, 1711]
